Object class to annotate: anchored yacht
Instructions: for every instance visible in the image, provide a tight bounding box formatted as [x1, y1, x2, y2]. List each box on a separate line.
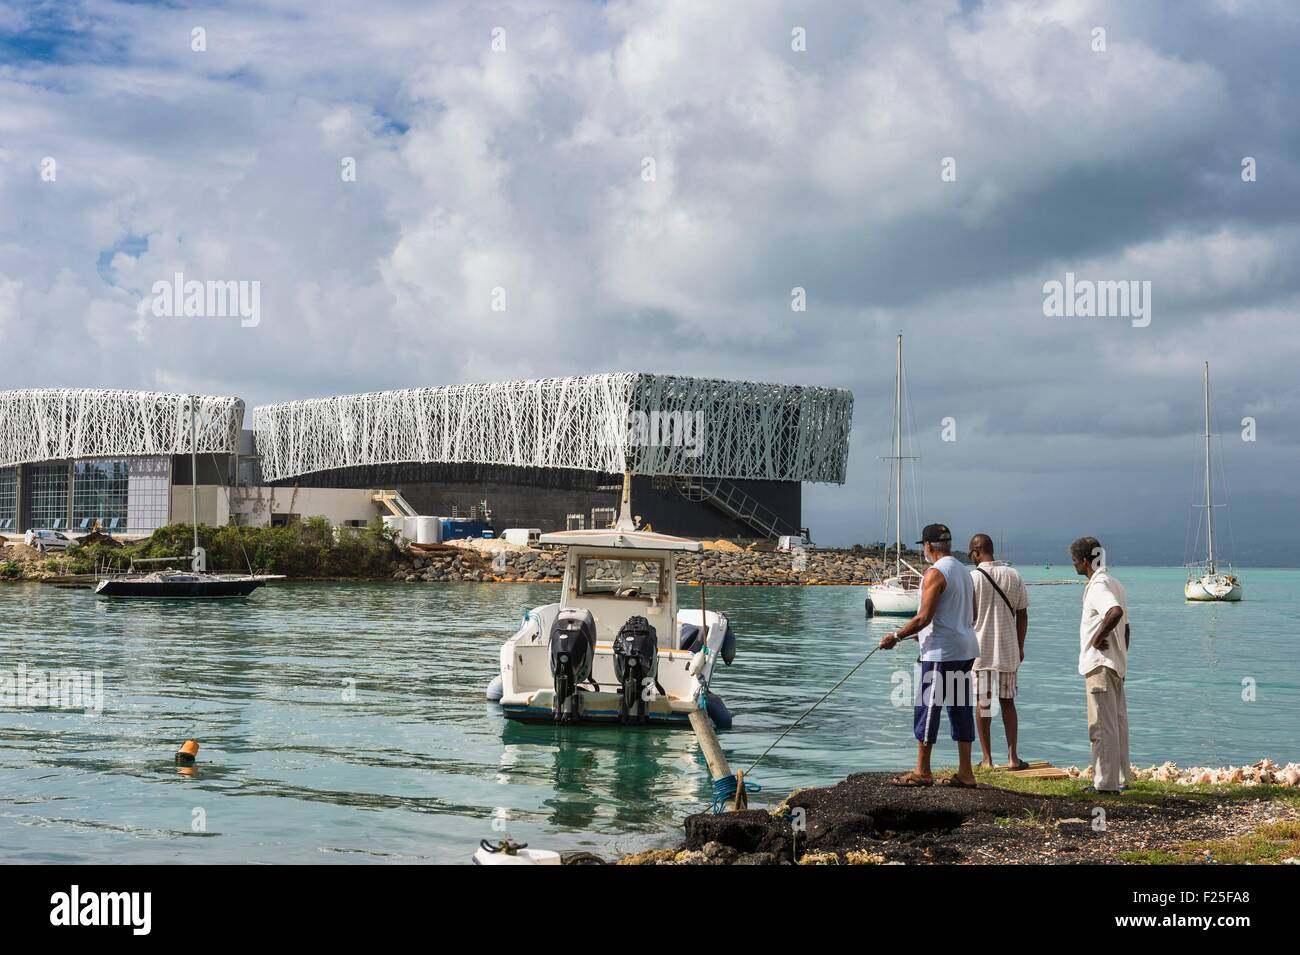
[867, 334, 923, 616]
[1185, 362, 1243, 602]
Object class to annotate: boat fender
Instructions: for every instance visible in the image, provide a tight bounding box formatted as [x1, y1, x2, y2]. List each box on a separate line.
[721, 624, 736, 665]
[485, 675, 504, 702]
[688, 649, 708, 677]
[705, 694, 733, 730]
[864, 596, 875, 618]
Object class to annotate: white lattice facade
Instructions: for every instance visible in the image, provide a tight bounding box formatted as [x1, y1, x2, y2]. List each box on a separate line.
[253, 374, 853, 484]
[0, 389, 244, 467]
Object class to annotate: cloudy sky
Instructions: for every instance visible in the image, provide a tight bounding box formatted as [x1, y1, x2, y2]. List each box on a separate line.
[2, 0, 1297, 562]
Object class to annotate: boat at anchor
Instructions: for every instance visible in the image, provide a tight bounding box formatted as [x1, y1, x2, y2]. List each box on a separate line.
[94, 396, 277, 599]
[1185, 362, 1243, 602]
[867, 334, 922, 616]
[487, 475, 735, 727]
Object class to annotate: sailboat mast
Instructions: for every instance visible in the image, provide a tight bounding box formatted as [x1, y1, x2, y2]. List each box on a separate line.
[894, 334, 902, 578]
[1203, 362, 1214, 572]
[191, 397, 199, 559]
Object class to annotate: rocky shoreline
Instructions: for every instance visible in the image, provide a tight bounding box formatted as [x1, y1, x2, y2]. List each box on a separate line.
[389, 541, 895, 586]
[3, 533, 905, 586]
[618, 771, 1300, 865]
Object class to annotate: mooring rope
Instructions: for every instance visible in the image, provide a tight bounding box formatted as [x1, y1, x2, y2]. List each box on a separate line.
[709, 773, 763, 814]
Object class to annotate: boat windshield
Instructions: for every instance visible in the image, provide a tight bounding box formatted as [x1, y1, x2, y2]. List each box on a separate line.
[577, 557, 664, 598]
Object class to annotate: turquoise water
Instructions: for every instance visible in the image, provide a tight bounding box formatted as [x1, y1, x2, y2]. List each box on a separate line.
[1, 567, 1296, 863]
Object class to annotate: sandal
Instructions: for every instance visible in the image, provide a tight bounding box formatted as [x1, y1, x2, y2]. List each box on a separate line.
[939, 775, 979, 789]
[890, 771, 934, 787]
[1007, 759, 1031, 771]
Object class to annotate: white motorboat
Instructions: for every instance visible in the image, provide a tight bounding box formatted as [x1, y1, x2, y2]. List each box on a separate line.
[1185, 362, 1243, 602]
[867, 333, 922, 617]
[487, 477, 735, 727]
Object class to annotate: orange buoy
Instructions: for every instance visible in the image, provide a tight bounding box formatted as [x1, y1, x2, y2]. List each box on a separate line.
[175, 739, 199, 765]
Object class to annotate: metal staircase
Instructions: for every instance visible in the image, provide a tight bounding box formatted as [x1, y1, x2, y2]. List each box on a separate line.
[674, 477, 798, 540]
[372, 490, 417, 518]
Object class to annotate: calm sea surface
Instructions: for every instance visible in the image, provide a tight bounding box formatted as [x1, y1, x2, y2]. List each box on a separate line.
[1, 566, 1296, 863]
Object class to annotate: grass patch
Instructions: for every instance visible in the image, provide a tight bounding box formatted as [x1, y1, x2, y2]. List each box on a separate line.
[1119, 821, 1300, 865]
[975, 768, 1300, 807]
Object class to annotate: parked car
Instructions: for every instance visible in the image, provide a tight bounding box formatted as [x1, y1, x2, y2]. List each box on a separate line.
[25, 529, 72, 553]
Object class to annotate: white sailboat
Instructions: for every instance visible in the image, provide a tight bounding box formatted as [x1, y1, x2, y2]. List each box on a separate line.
[867, 334, 923, 616]
[1185, 362, 1243, 602]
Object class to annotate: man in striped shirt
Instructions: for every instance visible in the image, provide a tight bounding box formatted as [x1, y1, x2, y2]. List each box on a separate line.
[968, 534, 1029, 770]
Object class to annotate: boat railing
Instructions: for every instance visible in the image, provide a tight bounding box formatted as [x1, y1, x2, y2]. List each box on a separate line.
[126, 555, 188, 573]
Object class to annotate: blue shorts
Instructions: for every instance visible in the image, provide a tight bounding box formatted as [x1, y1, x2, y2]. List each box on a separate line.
[913, 659, 976, 744]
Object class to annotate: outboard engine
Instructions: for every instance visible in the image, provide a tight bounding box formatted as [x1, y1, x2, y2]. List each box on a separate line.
[548, 609, 596, 723]
[612, 616, 659, 724]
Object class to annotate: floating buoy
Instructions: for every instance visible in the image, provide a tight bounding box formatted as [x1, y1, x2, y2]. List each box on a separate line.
[175, 739, 199, 765]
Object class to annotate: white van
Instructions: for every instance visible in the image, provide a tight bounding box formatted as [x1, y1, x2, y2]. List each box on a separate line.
[501, 528, 542, 547]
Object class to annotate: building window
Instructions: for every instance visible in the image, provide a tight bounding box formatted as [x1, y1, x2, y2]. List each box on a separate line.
[566, 513, 585, 530]
[73, 459, 130, 532]
[27, 463, 69, 530]
[590, 507, 616, 529]
[0, 467, 16, 530]
[127, 457, 170, 534]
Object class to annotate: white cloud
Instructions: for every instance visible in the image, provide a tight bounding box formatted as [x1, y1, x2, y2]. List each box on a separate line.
[1, 0, 1298, 552]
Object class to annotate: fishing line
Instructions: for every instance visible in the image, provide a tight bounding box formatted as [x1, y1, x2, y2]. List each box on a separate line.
[744, 633, 917, 777]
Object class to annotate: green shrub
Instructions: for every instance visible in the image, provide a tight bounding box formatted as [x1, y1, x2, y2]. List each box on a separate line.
[63, 517, 403, 579]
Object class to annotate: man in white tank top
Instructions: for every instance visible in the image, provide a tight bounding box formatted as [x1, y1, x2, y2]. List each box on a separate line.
[880, 523, 980, 787]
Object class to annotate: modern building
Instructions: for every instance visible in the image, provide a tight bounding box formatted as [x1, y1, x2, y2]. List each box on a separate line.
[250, 374, 853, 539]
[1, 375, 854, 541]
[0, 389, 243, 536]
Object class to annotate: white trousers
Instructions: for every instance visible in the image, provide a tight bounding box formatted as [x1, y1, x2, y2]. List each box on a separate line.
[1085, 665, 1129, 791]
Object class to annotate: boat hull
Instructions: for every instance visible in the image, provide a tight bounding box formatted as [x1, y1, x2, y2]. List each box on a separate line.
[495, 604, 727, 730]
[501, 696, 693, 726]
[867, 584, 920, 616]
[95, 577, 266, 598]
[1185, 577, 1243, 602]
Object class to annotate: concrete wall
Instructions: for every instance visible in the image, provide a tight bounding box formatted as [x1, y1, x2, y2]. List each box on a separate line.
[228, 486, 380, 527]
[169, 485, 230, 527]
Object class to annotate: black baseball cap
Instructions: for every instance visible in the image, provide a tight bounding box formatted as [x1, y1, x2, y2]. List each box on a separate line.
[916, 523, 952, 545]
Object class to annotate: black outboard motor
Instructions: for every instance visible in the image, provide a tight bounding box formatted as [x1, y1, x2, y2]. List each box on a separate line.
[548, 609, 596, 723]
[612, 616, 659, 724]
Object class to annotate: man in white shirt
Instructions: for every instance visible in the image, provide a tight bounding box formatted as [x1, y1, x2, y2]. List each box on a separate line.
[968, 534, 1029, 770]
[1069, 536, 1131, 793]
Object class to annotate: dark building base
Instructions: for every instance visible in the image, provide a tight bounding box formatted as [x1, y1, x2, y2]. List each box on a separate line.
[271, 462, 801, 539]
